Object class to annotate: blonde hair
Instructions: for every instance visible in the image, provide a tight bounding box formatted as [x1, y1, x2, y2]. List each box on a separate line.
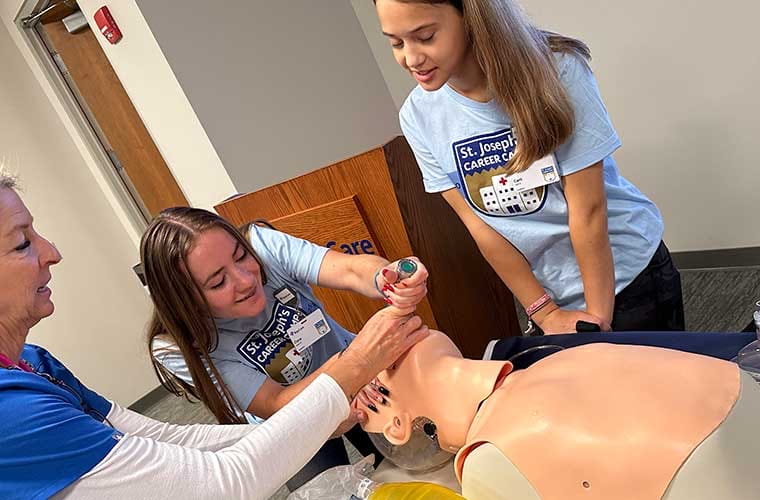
[379, 0, 590, 174]
[140, 207, 268, 424]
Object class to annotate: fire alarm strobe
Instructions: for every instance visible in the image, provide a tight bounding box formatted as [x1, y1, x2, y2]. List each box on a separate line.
[93, 6, 122, 44]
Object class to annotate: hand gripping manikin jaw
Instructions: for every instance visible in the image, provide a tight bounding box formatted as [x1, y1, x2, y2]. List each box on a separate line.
[362, 331, 509, 472]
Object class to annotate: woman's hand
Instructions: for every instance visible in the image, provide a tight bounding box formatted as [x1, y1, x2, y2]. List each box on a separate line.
[330, 407, 367, 439]
[534, 307, 610, 334]
[338, 307, 429, 386]
[324, 306, 428, 404]
[375, 257, 429, 314]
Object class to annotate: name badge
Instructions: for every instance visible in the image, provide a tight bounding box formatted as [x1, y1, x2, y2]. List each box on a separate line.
[274, 286, 298, 307]
[491, 154, 559, 193]
[287, 309, 331, 351]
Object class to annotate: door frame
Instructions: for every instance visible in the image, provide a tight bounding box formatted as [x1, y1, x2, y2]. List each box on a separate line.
[14, 0, 150, 229]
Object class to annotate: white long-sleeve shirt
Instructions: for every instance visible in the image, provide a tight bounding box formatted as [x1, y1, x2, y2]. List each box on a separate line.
[53, 374, 349, 500]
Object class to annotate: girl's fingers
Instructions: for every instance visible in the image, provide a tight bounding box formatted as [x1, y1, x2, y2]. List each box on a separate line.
[356, 390, 375, 409]
[372, 379, 391, 398]
[356, 391, 379, 413]
[362, 385, 387, 405]
[385, 304, 416, 317]
[380, 258, 428, 290]
[399, 269, 428, 286]
[385, 285, 425, 298]
[385, 290, 426, 309]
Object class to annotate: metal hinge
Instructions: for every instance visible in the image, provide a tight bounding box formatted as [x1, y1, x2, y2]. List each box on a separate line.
[51, 52, 70, 77]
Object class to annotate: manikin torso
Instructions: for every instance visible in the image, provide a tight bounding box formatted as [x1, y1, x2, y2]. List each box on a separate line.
[455, 343, 760, 500]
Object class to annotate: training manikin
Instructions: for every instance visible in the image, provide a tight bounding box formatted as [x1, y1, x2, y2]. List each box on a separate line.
[361, 331, 760, 499]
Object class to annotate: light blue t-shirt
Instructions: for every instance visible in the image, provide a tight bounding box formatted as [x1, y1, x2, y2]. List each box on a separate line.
[209, 225, 355, 410]
[399, 53, 663, 309]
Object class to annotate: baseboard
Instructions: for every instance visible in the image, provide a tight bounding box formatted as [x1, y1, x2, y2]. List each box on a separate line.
[672, 246, 760, 270]
[129, 385, 170, 413]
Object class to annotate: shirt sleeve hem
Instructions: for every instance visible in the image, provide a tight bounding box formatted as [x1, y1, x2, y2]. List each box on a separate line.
[558, 134, 621, 177]
[424, 179, 456, 193]
[306, 245, 330, 285]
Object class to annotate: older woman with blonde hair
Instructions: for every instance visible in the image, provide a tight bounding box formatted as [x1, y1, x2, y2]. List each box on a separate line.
[0, 170, 428, 499]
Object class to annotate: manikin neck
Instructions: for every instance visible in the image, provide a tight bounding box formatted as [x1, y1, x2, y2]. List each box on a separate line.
[418, 356, 510, 453]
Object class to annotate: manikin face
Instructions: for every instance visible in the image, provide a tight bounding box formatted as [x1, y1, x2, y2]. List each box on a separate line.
[362, 331, 463, 445]
[185, 227, 266, 319]
[0, 188, 62, 330]
[375, 0, 470, 91]
[363, 353, 420, 445]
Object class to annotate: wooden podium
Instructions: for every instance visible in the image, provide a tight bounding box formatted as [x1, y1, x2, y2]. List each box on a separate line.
[215, 136, 519, 358]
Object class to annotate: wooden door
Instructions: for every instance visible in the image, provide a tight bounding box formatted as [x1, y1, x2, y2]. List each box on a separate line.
[40, 18, 187, 217]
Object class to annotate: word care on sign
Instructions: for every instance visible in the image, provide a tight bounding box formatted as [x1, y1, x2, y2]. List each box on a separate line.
[326, 239, 376, 255]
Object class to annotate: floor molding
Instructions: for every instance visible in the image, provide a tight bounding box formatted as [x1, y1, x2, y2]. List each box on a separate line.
[672, 246, 760, 270]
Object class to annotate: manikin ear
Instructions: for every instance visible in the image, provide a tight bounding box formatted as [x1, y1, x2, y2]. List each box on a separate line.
[383, 412, 412, 446]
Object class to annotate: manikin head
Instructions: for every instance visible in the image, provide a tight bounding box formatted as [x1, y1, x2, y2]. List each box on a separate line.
[361, 330, 463, 470]
[362, 329, 508, 471]
[362, 330, 462, 444]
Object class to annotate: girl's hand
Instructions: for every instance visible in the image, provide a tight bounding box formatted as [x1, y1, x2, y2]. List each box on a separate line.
[375, 257, 429, 314]
[534, 307, 610, 334]
[354, 378, 390, 415]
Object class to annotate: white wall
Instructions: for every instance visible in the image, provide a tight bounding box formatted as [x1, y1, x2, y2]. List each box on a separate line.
[354, 0, 760, 252]
[0, 16, 155, 405]
[74, 0, 236, 210]
[134, 0, 400, 194]
[351, 0, 416, 110]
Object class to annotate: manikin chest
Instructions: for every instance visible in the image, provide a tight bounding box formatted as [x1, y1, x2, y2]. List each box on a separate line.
[458, 344, 740, 499]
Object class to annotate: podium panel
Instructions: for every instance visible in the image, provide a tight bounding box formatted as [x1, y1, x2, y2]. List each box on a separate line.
[216, 136, 519, 358]
[269, 196, 399, 333]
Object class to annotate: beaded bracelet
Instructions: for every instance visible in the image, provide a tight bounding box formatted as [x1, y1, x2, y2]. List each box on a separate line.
[526, 293, 552, 318]
[373, 266, 387, 296]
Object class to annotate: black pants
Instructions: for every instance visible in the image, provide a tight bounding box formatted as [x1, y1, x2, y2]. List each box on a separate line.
[611, 241, 685, 331]
[529, 241, 685, 335]
[285, 424, 382, 491]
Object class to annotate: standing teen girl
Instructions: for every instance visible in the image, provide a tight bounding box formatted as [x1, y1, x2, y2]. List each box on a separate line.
[374, 0, 684, 333]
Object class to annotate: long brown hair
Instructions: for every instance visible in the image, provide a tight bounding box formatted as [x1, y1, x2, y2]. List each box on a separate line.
[140, 207, 267, 424]
[377, 0, 590, 174]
